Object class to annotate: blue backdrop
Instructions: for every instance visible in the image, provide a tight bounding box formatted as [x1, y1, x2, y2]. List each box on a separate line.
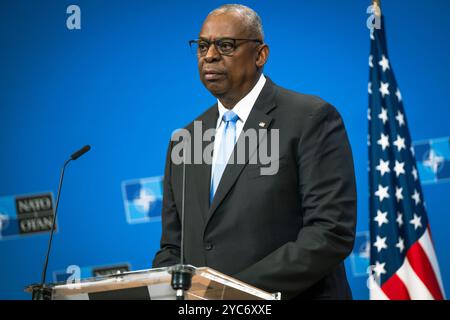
[1, 0, 449, 300]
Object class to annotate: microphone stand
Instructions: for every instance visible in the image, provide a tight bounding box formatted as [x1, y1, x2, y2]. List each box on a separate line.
[169, 138, 194, 300]
[30, 145, 90, 300]
[32, 159, 71, 300]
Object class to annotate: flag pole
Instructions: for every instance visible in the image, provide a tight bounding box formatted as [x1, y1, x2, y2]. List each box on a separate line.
[372, 0, 382, 16]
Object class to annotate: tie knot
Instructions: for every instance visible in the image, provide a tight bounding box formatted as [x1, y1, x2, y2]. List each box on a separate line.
[222, 110, 239, 124]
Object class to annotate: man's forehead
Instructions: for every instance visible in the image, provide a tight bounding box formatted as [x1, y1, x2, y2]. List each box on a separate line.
[199, 13, 248, 39]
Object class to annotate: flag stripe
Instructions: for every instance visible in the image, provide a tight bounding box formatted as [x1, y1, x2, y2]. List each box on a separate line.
[406, 242, 443, 300]
[381, 274, 410, 300]
[407, 241, 444, 300]
[396, 257, 434, 299]
[369, 277, 389, 300]
[419, 228, 446, 298]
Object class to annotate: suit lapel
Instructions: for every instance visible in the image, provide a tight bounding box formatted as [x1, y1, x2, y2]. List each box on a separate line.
[205, 78, 278, 228]
[190, 106, 218, 222]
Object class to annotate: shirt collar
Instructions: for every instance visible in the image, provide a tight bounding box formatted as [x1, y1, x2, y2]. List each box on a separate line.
[217, 74, 266, 126]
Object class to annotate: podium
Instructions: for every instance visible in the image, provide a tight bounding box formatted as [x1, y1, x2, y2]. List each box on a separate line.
[25, 266, 280, 300]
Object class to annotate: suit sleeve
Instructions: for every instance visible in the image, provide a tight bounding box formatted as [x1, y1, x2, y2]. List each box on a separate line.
[152, 140, 181, 268]
[234, 104, 357, 299]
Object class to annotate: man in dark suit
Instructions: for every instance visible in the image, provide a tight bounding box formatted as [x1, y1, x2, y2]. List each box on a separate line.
[152, 4, 357, 300]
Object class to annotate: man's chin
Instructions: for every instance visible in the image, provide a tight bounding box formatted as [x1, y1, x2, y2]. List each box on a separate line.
[203, 81, 228, 97]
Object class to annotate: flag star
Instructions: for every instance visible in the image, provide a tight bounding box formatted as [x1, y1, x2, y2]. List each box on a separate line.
[379, 82, 390, 97]
[412, 167, 418, 181]
[393, 135, 406, 152]
[367, 134, 371, 146]
[368, 108, 372, 120]
[379, 55, 390, 72]
[376, 159, 390, 176]
[396, 88, 402, 102]
[378, 107, 388, 124]
[375, 184, 390, 202]
[395, 111, 405, 127]
[373, 261, 386, 278]
[396, 237, 405, 253]
[373, 235, 388, 252]
[410, 213, 422, 230]
[395, 186, 404, 202]
[377, 133, 390, 151]
[412, 189, 421, 205]
[374, 210, 389, 227]
[369, 55, 374, 68]
[394, 160, 405, 177]
[410, 146, 415, 156]
[423, 150, 444, 174]
[368, 82, 373, 94]
[396, 212, 404, 227]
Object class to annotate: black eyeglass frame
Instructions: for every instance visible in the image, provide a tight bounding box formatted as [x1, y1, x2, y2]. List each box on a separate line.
[189, 38, 263, 56]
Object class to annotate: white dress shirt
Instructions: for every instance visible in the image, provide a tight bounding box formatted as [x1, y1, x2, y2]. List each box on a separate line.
[211, 74, 267, 178]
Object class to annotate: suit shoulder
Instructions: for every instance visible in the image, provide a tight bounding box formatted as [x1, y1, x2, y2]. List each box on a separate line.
[194, 103, 217, 122]
[274, 85, 336, 117]
[181, 104, 217, 132]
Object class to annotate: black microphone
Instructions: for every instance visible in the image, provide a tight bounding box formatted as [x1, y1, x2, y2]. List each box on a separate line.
[169, 138, 194, 300]
[32, 145, 91, 300]
[70, 145, 91, 160]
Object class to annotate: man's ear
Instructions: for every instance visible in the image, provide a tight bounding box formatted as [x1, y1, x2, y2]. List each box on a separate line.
[256, 44, 269, 69]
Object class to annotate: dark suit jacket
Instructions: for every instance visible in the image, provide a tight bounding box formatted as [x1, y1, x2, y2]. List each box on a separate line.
[152, 77, 357, 300]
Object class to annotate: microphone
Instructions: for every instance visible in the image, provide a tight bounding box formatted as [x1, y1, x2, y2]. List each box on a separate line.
[169, 138, 194, 300]
[32, 145, 91, 300]
[70, 145, 91, 160]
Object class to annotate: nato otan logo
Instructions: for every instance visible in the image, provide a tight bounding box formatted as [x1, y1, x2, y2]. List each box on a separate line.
[349, 231, 370, 277]
[122, 176, 163, 224]
[414, 136, 450, 184]
[0, 192, 55, 240]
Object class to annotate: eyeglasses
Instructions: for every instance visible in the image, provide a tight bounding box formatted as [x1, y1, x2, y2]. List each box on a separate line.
[189, 38, 262, 56]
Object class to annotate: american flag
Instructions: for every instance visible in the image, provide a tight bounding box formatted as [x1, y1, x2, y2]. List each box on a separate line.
[368, 15, 446, 300]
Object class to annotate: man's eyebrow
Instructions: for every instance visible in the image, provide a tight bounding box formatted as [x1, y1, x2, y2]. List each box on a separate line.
[198, 36, 234, 41]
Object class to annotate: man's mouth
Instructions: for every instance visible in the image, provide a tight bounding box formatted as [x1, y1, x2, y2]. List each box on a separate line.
[203, 70, 225, 81]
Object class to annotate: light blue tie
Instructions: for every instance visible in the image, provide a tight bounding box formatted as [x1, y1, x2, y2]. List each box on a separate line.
[210, 110, 239, 203]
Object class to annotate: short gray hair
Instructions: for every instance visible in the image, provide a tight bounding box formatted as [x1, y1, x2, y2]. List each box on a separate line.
[207, 4, 264, 41]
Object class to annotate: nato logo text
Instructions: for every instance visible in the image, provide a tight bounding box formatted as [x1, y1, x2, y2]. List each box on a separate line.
[0, 192, 55, 240]
[53, 263, 131, 283]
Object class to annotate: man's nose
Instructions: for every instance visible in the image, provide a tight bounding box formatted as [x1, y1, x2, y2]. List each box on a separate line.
[204, 43, 221, 62]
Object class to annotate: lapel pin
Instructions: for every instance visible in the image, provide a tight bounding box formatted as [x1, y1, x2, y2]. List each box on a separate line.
[259, 122, 266, 128]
